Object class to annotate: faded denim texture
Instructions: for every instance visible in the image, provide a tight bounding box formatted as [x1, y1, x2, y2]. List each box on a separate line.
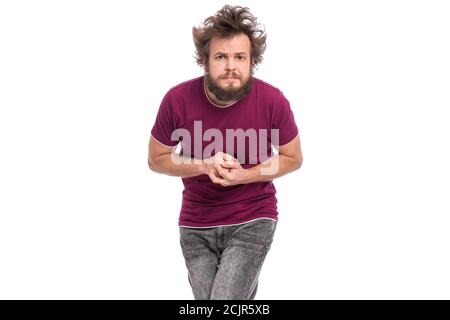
[179, 218, 277, 300]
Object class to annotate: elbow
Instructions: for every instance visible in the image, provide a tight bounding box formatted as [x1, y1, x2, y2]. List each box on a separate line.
[293, 155, 303, 171]
[147, 157, 160, 173]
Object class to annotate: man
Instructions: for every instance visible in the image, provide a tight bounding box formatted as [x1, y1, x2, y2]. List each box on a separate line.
[148, 5, 302, 300]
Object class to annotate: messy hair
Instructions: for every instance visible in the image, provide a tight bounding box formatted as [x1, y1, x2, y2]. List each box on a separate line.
[192, 5, 267, 69]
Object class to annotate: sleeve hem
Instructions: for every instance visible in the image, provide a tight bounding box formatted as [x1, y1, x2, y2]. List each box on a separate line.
[150, 133, 178, 148]
[277, 131, 299, 147]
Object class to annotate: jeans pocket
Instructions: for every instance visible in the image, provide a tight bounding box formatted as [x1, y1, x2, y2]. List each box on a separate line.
[233, 219, 277, 253]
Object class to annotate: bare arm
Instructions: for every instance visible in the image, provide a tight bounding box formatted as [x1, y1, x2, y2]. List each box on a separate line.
[147, 135, 206, 177]
[147, 135, 233, 179]
[211, 134, 303, 186]
[246, 134, 303, 183]
[148, 132, 302, 184]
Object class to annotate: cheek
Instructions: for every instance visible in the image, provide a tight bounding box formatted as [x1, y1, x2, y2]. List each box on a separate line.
[208, 62, 224, 76]
[237, 61, 250, 71]
[239, 63, 251, 76]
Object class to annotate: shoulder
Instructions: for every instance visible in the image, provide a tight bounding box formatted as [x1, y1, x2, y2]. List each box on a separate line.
[253, 77, 287, 104]
[167, 76, 203, 97]
[159, 76, 203, 113]
[253, 78, 285, 99]
[253, 77, 281, 92]
[157, 77, 203, 124]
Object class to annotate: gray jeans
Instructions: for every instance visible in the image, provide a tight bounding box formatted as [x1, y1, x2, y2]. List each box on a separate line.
[179, 218, 277, 300]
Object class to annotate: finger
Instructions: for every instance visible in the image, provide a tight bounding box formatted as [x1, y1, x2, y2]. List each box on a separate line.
[224, 153, 239, 162]
[209, 168, 227, 185]
[210, 173, 228, 187]
[214, 164, 233, 179]
[214, 166, 225, 178]
[212, 155, 225, 165]
[221, 161, 240, 169]
[222, 152, 232, 161]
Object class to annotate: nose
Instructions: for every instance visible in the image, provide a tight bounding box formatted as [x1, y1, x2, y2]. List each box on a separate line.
[225, 57, 236, 71]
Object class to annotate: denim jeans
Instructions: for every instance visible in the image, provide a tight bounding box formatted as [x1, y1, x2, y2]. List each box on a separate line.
[179, 218, 277, 300]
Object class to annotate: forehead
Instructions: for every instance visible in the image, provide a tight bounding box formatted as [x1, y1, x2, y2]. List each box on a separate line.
[209, 33, 251, 54]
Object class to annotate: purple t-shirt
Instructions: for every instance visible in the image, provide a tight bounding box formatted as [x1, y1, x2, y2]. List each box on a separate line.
[151, 76, 298, 227]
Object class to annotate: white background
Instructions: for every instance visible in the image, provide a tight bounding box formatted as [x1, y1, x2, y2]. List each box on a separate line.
[1, 0, 449, 299]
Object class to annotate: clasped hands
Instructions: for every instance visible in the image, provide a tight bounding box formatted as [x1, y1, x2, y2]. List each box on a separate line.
[202, 152, 250, 187]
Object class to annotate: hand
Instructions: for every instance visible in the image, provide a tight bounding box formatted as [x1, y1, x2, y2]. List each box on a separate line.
[202, 152, 236, 174]
[206, 154, 250, 187]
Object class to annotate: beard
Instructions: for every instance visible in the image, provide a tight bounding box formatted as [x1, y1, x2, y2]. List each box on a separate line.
[205, 72, 253, 102]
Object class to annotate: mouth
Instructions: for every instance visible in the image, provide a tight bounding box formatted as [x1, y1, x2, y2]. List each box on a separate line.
[222, 74, 239, 80]
[222, 77, 239, 82]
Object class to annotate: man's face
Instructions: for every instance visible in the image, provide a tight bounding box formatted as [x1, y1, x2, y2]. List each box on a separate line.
[205, 33, 253, 103]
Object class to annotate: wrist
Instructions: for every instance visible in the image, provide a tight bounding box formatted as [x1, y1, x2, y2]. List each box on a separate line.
[243, 166, 257, 184]
[199, 161, 209, 175]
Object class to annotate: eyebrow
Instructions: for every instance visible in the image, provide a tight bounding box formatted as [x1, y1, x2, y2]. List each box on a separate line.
[214, 52, 248, 56]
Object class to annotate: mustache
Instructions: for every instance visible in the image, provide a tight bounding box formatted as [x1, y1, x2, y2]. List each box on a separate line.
[221, 73, 240, 79]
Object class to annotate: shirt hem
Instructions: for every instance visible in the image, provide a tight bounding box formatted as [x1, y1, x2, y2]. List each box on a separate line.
[178, 216, 278, 229]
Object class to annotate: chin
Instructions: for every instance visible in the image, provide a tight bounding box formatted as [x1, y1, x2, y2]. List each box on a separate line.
[223, 84, 241, 91]
[221, 80, 241, 87]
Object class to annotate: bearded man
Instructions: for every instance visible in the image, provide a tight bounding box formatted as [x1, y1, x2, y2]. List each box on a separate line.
[148, 5, 302, 300]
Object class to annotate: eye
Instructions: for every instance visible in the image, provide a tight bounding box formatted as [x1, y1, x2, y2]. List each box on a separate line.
[238, 56, 246, 60]
[216, 55, 225, 60]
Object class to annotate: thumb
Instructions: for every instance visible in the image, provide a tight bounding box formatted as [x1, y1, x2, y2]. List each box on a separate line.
[222, 159, 240, 169]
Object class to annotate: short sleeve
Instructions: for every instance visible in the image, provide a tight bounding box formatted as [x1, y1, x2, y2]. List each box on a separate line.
[150, 90, 179, 147]
[270, 91, 299, 146]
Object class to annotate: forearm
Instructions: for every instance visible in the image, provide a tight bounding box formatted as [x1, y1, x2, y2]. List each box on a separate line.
[148, 153, 206, 178]
[244, 154, 301, 183]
